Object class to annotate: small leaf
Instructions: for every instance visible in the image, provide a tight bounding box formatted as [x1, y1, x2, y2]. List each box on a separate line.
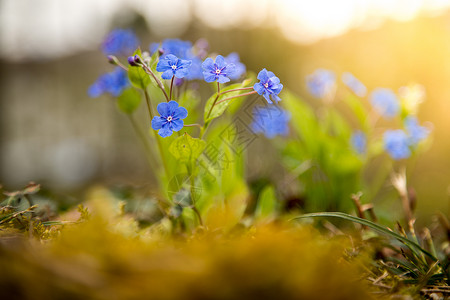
[204, 79, 254, 124]
[128, 48, 151, 89]
[255, 185, 277, 221]
[117, 88, 141, 114]
[169, 133, 206, 163]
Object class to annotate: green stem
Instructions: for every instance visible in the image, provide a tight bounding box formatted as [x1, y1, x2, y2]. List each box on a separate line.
[127, 114, 157, 169]
[205, 82, 222, 121]
[215, 90, 257, 105]
[218, 86, 253, 95]
[186, 164, 203, 226]
[140, 63, 170, 102]
[169, 76, 174, 100]
[184, 123, 203, 128]
[144, 89, 154, 119]
[143, 90, 171, 181]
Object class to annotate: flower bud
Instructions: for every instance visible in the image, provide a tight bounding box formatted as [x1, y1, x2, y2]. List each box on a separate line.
[127, 54, 141, 67]
[107, 55, 119, 66]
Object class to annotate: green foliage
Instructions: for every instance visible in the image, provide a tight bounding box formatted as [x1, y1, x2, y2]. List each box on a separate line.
[117, 87, 141, 114]
[254, 185, 277, 222]
[282, 91, 363, 212]
[128, 48, 151, 89]
[204, 78, 253, 125]
[169, 133, 206, 164]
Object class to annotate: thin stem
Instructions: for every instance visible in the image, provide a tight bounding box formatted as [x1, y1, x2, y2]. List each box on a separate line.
[140, 63, 170, 102]
[217, 81, 220, 94]
[116, 62, 129, 72]
[218, 86, 253, 95]
[186, 164, 203, 226]
[144, 89, 154, 120]
[127, 114, 157, 169]
[215, 90, 257, 105]
[205, 93, 220, 121]
[169, 76, 174, 100]
[184, 123, 203, 128]
[143, 90, 171, 181]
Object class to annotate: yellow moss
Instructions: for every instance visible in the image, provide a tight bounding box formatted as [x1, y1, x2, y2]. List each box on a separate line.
[0, 206, 375, 300]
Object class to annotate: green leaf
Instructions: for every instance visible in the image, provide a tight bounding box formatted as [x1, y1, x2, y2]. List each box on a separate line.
[169, 133, 206, 163]
[204, 79, 253, 124]
[292, 212, 438, 261]
[117, 88, 141, 114]
[255, 185, 277, 221]
[128, 48, 151, 90]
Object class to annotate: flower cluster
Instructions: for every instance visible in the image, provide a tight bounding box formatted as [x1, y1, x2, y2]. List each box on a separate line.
[156, 54, 192, 80]
[88, 67, 129, 97]
[342, 72, 367, 97]
[370, 88, 400, 119]
[253, 69, 283, 104]
[251, 106, 290, 138]
[350, 130, 367, 155]
[306, 69, 336, 99]
[102, 29, 139, 56]
[151, 101, 188, 137]
[202, 55, 236, 83]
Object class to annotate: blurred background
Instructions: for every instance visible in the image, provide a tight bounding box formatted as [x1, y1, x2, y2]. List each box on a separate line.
[0, 0, 449, 221]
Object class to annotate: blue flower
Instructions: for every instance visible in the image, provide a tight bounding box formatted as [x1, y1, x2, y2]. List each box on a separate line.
[88, 67, 130, 97]
[251, 106, 290, 138]
[350, 130, 366, 154]
[342, 72, 367, 97]
[151, 101, 188, 137]
[156, 54, 192, 80]
[306, 69, 336, 98]
[383, 130, 411, 160]
[253, 69, 283, 104]
[404, 116, 430, 145]
[184, 56, 204, 80]
[370, 88, 400, 119]
[202, 55, 236, 84]
[150, 39, 206, 81]
[101, 29, 139, 56]
[150, 39, 192, 59]
[225, 53, 246, 80]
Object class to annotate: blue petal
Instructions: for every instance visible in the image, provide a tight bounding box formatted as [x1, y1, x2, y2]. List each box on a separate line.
[253, 83, 265, 95]
[158, 124, 173, 137]
[257, 69, 269, 82]
[217, 75, 230, 84]
[174, 68, 189, 79]
[165, 54, 178, 63]
[173, 106, 188, 119]
[161, 70, 174, 80]
[157, 102, 169, 117]
[179, 59, 192, 68]
[272, 83, 283, 95]
[224, 63, 236, 77]
[263, 92, 273, 104]
[269, 76, 280, 85]
[271, 94, 281, 103]
[202, 58, 214, 71]
[171, 119, 184, 132]
[156, 59, 170, 72]
[267, 71, 276, 78]
[167, 100, 179, 115]
[88, 83, 103, 98]
[215, 55, 226, 69]
[151, 116, 165, 130]
[203, 72, 217, 83]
